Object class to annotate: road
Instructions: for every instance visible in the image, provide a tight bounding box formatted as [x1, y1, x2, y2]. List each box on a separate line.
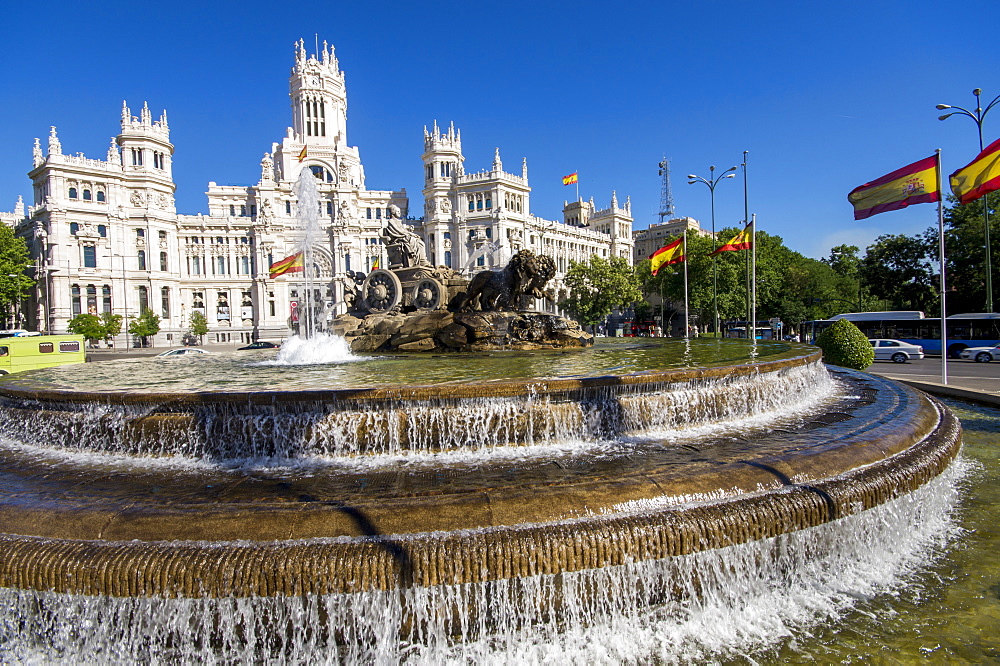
[867, 357, 1000, 395]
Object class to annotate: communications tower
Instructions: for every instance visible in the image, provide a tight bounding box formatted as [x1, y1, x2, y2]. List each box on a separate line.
[657, 157, 675, 223]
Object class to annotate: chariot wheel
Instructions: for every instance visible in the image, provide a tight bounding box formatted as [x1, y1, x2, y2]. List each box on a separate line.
[362, 269, 402, 313]
[411, 277, 444, 311]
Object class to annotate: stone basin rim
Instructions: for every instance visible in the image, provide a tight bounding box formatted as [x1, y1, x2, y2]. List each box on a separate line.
[0, 349, 822, 405]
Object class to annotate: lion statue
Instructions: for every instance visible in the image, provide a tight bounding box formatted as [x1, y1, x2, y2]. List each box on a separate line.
[460, 250, 556, 312]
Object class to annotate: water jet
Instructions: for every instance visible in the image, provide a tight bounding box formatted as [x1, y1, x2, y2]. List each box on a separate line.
[0, 338, 962, 662]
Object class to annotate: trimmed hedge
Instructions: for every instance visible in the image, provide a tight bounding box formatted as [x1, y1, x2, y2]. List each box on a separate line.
[815, 318, 874, 370]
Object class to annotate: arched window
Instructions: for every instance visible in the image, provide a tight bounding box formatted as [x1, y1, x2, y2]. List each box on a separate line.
[71, 285, 81, 316]
[82, 190, 92, 201]
[137, 285, 149, 312]
[68, 187, 78, 199]
[96, 191, 105, 202]
[309, 165, 332, 182]
[161, 287, 170, 318]
[137, 250, 146, 271]
[86, 285, 97, 314]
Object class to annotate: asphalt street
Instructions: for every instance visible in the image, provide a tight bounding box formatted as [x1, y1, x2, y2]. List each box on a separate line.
[867, 357, 1000, 395]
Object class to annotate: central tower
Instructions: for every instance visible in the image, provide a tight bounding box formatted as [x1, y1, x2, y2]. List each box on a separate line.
[289, 39, 346, 146]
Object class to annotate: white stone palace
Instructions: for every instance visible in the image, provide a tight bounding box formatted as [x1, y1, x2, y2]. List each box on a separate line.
[4, 40, 633, 346]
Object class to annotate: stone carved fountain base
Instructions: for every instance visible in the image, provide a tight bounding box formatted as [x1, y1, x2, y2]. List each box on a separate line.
[332, 310, 593, 352]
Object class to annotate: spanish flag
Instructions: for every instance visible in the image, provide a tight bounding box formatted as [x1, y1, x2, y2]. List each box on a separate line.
[297, 146, 308, 162]
[269, 252, 304, 279]
[709, 223, 753, 257]
[649, 236, 684, 276]
[562, 172, 578, 186]
[848, 155, 940, 220]
[950, 137, 1000, 205]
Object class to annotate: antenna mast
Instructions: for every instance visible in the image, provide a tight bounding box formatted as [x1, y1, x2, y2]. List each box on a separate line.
[658, 157, 675, 223]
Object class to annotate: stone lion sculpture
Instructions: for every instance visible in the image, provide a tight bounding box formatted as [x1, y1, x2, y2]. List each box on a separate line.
[460, 250, 556, 312]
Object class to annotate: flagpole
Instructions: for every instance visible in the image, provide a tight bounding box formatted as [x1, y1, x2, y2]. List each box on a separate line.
[742, 151, 750, 337]
[751, 213, 757, 341]
[575, 173, 579, 202]
[935, 149, 948, 385]
[683, 230, 690, 339]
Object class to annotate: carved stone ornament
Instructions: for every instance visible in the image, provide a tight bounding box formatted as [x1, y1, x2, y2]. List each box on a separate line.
[440, 198, 451, 213]
[130, 191, 145, 207]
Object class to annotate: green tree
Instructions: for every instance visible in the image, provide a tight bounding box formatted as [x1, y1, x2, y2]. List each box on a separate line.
[859, 234, 937, 312]
[100, 312, 123, 346]
[0, 225, 35, 327]
[188, 311, 209, 344]
[128, 308, 161, 347]
[67, 314, 105, 345]
[939, 190, 1000, 314]
[560, 255, 643, 329]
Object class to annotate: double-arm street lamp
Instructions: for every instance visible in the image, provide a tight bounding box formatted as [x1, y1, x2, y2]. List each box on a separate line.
[688, 165, 737, 335]
[937, 88, 1000, 313]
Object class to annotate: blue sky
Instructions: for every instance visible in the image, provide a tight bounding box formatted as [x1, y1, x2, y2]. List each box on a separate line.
[1, 1, 997, 259]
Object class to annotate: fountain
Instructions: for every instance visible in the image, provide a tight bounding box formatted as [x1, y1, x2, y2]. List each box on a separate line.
[0, 332, 962, 662]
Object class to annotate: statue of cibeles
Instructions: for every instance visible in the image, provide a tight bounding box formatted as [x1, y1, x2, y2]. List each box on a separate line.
[381, 205, 430, 268]
[459, 249, 556, 312]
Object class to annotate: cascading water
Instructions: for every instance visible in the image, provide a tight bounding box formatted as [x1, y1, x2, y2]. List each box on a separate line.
[0, 339, 965, 663]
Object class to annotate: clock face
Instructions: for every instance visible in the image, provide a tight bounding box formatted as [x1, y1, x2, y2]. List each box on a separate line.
[309, 76, 320, 86]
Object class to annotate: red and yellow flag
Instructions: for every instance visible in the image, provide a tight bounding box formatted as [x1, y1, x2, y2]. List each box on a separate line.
[848, 155, 940, 220]
[297, 146, 308, 162]
[269, 252, 304, 279]
[950, 137, 1000, 205]
[649, 236, 684, 276]
[709, 223, 753, 257]
[562, 172, 578, 186]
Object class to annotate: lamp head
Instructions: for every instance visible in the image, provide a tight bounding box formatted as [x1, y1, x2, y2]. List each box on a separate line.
[687, 180, 697, 185]
[938, 113, 954, 121]
[936, 104, 951, 110]
[974, 88, 982, 96]
[724, 173, 736, 178]
[687, 174, 697, 179]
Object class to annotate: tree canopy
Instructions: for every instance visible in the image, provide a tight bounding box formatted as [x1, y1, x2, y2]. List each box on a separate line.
[560, 255, 643, 327]
[0, 225, 35, 326]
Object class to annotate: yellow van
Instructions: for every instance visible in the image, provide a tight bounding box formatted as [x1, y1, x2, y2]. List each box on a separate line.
[0, 335, 87, 375]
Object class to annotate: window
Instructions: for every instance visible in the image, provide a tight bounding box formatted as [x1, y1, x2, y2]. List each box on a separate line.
[71, 285, 81, 316]
[427, 165, 434, 180]
[251, 205, 257, 217]
[161, 287, 170, 319]
[241, 256, 250, 275]
[83, 190, 92, 201]
[102, 285, 112, 313]
[160, 251, 168, 272]
[137, 286, 148, 312]
[366, 208, 372, 219]
[86, 285, 97, 314]
[68, 187, 78, 199]
[136, 228, 145, 238]
[96, 191, 106, 202]
[217, 256, 226, 275]
[137, 250, 146, 271]
[468, 198, 474, 212]
[477, 198, 483, 211]
[241, 205, 247, 217]
[485, 197, 492, 210]
[230, 205, 236, 216]
[97, 225, 107, 237]
[159, 230, 166, 240]
[444, 250, 452, 268]
[326, 201, 333, 214]
[485, 228, 492, 239]
[344, 253, 351, 272]
[376, 208, 382, 219]
[286, 201, 292, 215]
[83, 245, 97, 268]
[70, 222, 79, 235]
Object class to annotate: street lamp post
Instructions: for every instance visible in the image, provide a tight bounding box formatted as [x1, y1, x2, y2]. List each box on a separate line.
[937, 88, 1000, 313]
[688, 165, 737, 335]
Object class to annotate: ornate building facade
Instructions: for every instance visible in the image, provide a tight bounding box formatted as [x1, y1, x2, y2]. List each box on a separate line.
[5, 40, 632, 345]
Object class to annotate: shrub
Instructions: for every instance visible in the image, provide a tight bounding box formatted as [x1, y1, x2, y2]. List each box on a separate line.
[814, 318, 874, 370]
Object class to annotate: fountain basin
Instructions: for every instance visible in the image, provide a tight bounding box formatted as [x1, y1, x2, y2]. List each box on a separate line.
[0, 353, 960, 598]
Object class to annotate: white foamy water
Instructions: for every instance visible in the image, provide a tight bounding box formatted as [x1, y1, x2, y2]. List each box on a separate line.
[0, 456, 969, 665]
[267, 333, 363, 366]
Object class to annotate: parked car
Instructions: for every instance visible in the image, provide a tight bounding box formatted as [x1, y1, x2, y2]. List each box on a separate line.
[155, 348, 211, 358]
[868, 339, 924, 363]
[959, 344, 1000, 363]
[237, 341, 279, 350]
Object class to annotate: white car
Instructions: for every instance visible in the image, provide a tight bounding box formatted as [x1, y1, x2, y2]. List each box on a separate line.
[155, 348, 211, 358]
[959, 344, 1000, 363]
[868, 339, 924, 363]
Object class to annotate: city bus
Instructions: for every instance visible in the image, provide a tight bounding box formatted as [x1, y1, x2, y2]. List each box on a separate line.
[0, 334, 87, 375]
[800, 312, 1000, 357]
